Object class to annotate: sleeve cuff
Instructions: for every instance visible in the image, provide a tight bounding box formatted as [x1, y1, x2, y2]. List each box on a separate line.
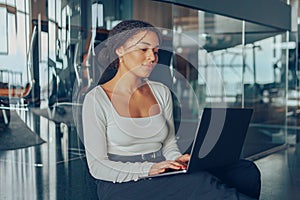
[164, 152, 182, 161]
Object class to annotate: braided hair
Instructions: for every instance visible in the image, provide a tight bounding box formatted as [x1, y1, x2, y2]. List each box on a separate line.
[97, 20, 162, 84]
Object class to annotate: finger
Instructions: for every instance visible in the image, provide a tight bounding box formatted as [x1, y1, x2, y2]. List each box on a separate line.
[173, 160, 187, 167]
[180, 154, 190, 161]
[177, 155, 190, 163]
[152, 169, 165, 175]
[171, 161, 188, 169]
[159, 161, 184, 170]
[167, 162, 184, 169]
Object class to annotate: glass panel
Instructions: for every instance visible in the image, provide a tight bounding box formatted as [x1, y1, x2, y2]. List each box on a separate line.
[48, 21, 56, 106]
[16, 12, 27, 85]
[6, 0, 14, 6]
[39, 31, 49, 108]
[16, 0, 290, 158]
[167, 3, 245, 153]
[7, 13, 16, 56]
[56, 0, 62, 27]
[25, 0, 29, 13]
[200, 15, 244, 107]
[286, 30, 298, 145]
[48, 2, 82, 108]
[61, 5, 68, 60]
[0, 8, 8, 54]
[48, 22, 56, 62]
[171, 8, 246, 111]
[48, 0, 55, 20]
[243, 22, 287, 157]
[170, 3, 289, 157]
[25, 13, 29, 58]
[16, 0, 25, 12]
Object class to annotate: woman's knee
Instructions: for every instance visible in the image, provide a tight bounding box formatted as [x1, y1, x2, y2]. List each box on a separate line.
[241, 160, 261, 184]
[238, 160, 261, 199]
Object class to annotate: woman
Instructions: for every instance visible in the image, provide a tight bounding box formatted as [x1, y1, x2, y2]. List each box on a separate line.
[82, 20, 261, 200]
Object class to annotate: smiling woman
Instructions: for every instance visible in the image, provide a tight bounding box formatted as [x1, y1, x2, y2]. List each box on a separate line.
[81, 19, 261, 200]
[116, 31, 159, 80]
[102, 30, 160, 118]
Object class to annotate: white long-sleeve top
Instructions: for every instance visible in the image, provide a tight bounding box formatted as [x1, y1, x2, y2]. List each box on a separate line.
[82, 80, 182, 183]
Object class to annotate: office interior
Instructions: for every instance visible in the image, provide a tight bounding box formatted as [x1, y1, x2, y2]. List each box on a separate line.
[0, 0, 300, 199]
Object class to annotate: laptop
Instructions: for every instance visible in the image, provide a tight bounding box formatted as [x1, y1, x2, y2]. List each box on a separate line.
[140, 107, 253, 179]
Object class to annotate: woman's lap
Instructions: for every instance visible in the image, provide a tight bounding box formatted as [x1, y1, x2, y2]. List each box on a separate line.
[97, 160, 260, 200]
[209, 159, 261, 199]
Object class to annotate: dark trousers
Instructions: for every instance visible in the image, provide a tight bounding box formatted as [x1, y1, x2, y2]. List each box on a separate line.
[209, 159, 261, 199]
[96, 159, 261, 200]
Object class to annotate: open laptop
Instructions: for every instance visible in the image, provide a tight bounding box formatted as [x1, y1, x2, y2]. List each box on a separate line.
[141, 107, 253, 179]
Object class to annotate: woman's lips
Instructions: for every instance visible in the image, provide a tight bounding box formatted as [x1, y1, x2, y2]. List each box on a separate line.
[142, 64, 154, 70]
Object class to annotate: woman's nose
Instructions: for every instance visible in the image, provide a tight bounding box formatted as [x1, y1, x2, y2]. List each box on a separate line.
[147, 49, 157, 62]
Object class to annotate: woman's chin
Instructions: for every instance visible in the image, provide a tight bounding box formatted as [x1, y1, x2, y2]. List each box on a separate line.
[139, 69, 153, 78]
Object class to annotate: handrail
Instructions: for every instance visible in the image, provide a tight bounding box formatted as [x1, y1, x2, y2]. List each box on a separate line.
[84, 29, 95, 88]
[73, 42, 82, 87]
[26, 25, 37, 85]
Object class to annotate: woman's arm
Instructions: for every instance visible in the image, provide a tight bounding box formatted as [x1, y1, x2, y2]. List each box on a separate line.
[148, 88, 188, 175]
[161, 87, 182, 160]
[82, 90, 154, 183]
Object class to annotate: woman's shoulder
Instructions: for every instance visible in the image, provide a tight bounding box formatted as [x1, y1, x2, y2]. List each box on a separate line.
[83, 85, 108, 104]
[147, 80, 172, 104]
[147, 80, 170, 93]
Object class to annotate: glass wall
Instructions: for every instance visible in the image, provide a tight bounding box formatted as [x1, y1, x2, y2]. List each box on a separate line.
[0, 0, 30, 85]
[1, 0, 296, 198]
[0, 0, 296, 158]
[169, 4, 291, 157]
[243, 23, 288, 156]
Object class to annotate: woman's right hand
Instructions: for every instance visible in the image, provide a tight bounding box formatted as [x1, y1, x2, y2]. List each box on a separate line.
[148, 160, 187, 176]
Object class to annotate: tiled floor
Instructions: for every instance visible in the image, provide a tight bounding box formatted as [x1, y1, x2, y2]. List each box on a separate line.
[0, 109, 300, 200]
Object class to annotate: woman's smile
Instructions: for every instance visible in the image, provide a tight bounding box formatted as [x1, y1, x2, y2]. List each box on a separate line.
[142, 63, 155, 70]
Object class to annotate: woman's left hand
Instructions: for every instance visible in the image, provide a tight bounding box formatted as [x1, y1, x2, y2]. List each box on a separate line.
[175, 154, 190, 166]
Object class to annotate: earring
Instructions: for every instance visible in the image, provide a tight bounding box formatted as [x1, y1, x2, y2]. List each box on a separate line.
[119, 57, 123, 63]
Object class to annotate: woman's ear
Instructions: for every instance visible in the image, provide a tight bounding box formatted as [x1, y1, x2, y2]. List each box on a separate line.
[115, 46, 124, 57]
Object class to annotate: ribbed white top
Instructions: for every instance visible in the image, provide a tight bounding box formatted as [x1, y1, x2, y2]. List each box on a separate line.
[82, 80, 182, 183]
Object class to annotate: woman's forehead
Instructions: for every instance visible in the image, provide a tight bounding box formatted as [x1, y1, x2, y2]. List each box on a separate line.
[124, 31, 159, 47]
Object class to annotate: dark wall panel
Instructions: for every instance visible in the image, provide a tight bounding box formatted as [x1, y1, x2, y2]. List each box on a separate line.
[154, 0, 291, 31]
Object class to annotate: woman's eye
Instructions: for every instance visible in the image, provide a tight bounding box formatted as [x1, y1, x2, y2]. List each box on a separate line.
[140, 48, 159, 55]
[140, 48, 148, 52]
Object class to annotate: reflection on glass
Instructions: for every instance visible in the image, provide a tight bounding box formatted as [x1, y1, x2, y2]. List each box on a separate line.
[286, 30, 299, 145]
[39, 32, 49, 108]
[25, 11, 30, 55]
[16, 12, 27, 78]
[56, 0, 62, 27]
[25, 0, 29, 15]
[16, 0, 25, 12]
[48, 22, 56, 62]
[7, 13, 17, 55]
[171, 3, 289, 157]
[0, 8, 8, 54]
[6, 0, 15, 6]
[48, 0, 56, 20]
[243, 22, 287, 156]
[0, 149, 38, 200]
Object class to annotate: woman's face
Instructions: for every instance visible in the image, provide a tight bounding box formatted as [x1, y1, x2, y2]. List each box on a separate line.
[116, 30, 159, 78]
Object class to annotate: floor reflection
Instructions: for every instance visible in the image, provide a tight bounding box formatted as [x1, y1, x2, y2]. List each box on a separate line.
[0, 148, 38, 200]
[0, 109, 96, 200]
[255, 144, 300, 200]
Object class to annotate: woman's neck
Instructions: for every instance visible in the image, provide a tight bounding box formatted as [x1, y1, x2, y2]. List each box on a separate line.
[106, 69, 146, 94]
